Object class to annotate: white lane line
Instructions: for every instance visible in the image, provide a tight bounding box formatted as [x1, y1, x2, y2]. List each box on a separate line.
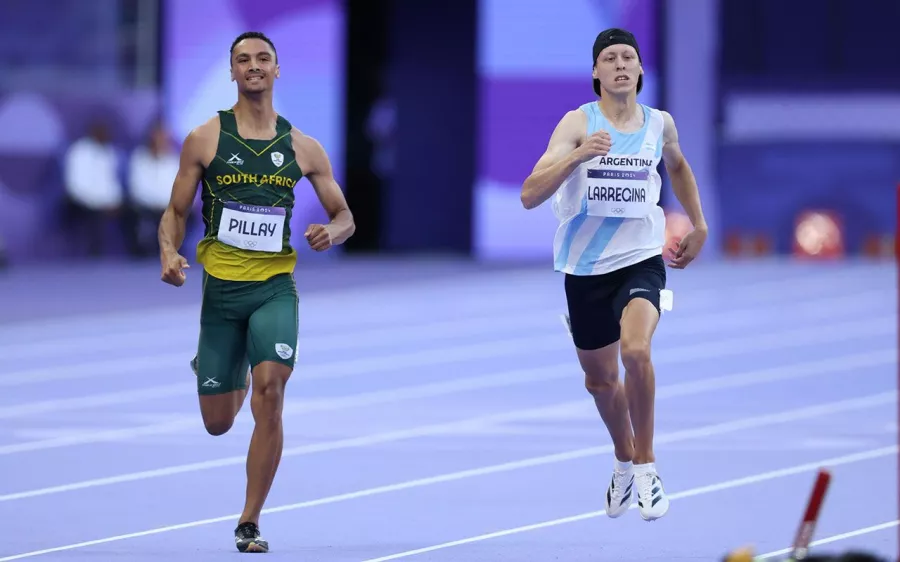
[359, 447, 898, 562]
[0, 315, 891, 457]
[0, 290, 874, 417]
[0, 304, 891, 407]
[0, 350, 892, 501]
[0, 267, 879, 350]
[0, 289, 885, 416]
[0, 283, 888, 387]
[755, 520, 900, 560]
[0, 398, 893, 562]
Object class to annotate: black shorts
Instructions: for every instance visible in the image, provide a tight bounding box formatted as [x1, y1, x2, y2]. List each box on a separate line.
[564, 255, 666, 351]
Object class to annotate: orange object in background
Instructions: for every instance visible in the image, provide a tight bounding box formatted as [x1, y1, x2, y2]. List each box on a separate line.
[792, 210, 844, 259]
[724, 232, 773, 257]
[723, 232, 744, 256]
[722, 547, 754, 562]
[862, 233, 895, 258]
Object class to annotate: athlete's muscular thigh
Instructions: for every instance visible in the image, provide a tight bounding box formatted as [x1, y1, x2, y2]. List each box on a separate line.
[614, 256, 665, 369]
[246, 274, 298, 373]
[244, 276, 298, 424]
[619, 298, 659, 371]
[196, 273, 251, 435]
[196, 319, 250, 435]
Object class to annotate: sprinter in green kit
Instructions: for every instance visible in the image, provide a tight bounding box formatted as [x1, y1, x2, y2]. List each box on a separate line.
[157, 31, 355, 553]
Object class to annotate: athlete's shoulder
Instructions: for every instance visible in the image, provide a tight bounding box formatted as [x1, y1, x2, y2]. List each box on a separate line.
[577, 100, 597, 113]
[290, 127, 330, 155]
[178, 115, 221, 166]
[637, 103, 665, 119]
[556, 107, 589, 129]
[654, 109, 677, 142]
[289, 127, 331, 175]
[187, 115, 222, 144]
[641, 104, 671, 123]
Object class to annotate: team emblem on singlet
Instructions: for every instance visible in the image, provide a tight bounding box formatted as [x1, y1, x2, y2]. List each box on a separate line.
[271, 152, 284, 167]
[217, 202, 286, 252]
[583, 155, 655, 218]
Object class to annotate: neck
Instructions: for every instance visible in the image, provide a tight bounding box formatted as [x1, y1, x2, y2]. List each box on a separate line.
[234, 92, 276, 129]
[598, 92, 638, 126]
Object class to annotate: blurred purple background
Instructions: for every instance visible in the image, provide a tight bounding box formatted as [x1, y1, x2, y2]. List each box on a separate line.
[0, 0, 893, 272]
[0, 2, 895, 560]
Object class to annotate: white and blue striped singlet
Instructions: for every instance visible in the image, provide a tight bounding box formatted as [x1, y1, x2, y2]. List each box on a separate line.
[552, 102, 666, 276]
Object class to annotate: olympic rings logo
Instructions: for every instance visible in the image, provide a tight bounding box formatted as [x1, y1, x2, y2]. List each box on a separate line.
[611, 208, 625, 215]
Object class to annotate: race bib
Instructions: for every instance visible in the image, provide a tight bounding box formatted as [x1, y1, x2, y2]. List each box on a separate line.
[217, 202, 285, 252]
[584, 167, 654, 219]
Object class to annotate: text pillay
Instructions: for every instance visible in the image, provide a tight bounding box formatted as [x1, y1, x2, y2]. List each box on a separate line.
[217, 202, 287, 252]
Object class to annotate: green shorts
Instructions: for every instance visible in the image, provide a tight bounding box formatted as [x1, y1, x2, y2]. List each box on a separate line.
[195, 271, 299, 395]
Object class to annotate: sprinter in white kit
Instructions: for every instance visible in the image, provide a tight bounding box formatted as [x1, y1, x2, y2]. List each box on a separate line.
[520, 28, 708, 521]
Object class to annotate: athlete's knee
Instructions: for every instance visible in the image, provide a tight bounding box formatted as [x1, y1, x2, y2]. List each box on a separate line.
[199, 392, 242, 436]
[577, 346, 620, 396]
[204, 418, 234, 436]
[620, 337, 652, 375]
[250, 362, 291, 424]
[254, 377, 284, 406]
[585, 369, 619, 397]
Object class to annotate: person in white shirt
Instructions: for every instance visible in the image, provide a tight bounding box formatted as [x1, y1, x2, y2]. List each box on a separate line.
[62, 120, 124, 256]
[127, 120, 180, 256]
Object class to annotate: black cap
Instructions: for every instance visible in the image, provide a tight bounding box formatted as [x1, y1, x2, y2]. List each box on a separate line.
[592, 28, 643, 97]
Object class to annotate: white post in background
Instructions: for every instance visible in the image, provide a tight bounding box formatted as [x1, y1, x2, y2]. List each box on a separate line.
[664, 0, 720, 259]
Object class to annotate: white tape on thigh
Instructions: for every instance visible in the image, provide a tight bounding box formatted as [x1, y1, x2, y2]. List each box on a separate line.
[559, 314, 573, 337]
[659, 289, 674, 312]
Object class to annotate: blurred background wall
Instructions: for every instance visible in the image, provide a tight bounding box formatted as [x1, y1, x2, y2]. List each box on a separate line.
[0, 0, 895, 270]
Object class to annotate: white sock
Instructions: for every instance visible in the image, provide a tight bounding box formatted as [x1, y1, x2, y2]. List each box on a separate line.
[614, 459, 633, 473]
[633, 462, 656, 476]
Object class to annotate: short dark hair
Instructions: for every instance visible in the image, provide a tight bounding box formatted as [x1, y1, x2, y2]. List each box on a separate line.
[230, 31, 277, 63]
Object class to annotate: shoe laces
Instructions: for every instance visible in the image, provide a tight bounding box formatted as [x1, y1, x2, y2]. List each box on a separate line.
[637, 472, 659, 498]
[610, 469, 632, 497]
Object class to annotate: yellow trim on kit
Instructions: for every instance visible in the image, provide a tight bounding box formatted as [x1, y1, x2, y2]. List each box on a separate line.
[196, 239, 297, 282]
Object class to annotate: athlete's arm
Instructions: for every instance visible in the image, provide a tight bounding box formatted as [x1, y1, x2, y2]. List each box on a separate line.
[158, 124, 210, 285]
[660, 111, 706, 231]
[294, 130, 355, 250]
[521, 110, 611, 210]
[159, 128, 206, 256]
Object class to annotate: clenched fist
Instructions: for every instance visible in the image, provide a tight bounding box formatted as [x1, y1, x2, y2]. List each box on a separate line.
[574, 131, 612, 163]
[161, 250, 190, 286]
[305, 224, 333, 252]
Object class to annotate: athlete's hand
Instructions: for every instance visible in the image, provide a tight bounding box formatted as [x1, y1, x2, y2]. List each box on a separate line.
[667, 226, 707, 269]
[305, 224, 333, 251]
[573, 131, 612, 163]
[160, 251, 190, 286]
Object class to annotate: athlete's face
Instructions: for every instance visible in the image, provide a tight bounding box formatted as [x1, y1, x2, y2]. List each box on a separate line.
[230, 39, 279, 93]
[593, 44, 642, 95]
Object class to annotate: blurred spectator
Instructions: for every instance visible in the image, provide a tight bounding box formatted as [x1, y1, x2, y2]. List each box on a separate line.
[126, 119, 178, 257]
[62, 119, 124, 256]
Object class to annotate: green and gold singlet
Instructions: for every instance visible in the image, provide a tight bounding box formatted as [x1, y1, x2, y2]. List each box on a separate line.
[196, 109, 303, 281]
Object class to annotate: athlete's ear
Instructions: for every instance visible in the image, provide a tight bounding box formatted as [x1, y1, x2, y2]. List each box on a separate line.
[275, 64, 280, 79]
